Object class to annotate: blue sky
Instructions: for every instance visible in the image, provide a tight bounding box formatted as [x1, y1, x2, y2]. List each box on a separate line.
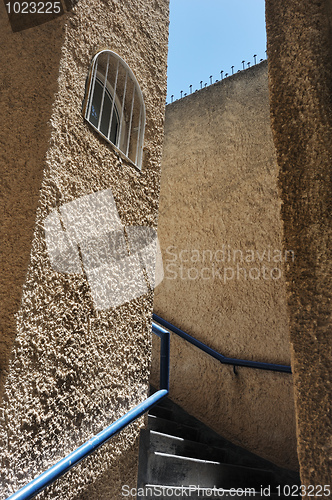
[166, 0, 267, 102]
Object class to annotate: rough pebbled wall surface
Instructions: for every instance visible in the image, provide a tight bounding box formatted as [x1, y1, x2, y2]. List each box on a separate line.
[0, 0, 169, 498]
[153, 62, 298, 470]
[266, 0, 332, 491]
[0, 2, 67, 404]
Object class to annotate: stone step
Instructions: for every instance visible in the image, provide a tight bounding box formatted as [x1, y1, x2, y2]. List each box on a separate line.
[147, 414, 199, 442]
[147, 398, 300, 485]
[144, 451, 277, 490]
[145, 428, 228, 463]
[148, 404, 174, 420]
[137, 396, 301, 499]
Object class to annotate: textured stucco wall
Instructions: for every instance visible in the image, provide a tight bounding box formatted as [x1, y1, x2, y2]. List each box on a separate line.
[0, 2, 67, 403]
[153, 62, 298, 470]
[0, 0, 169, 498]
[266, 0, 332, 491]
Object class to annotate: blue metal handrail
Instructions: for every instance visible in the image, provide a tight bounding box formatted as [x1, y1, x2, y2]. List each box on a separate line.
[6, 325, 170, 500]
[6, 311, 290, 499]
[152, 313, 292, 374]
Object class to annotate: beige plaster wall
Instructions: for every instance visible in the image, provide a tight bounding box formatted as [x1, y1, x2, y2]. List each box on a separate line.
[153, 61, 298, 470]
[0, 2, 67, 404]
[0, 0, 169, 498]
[266, 0, 332, 491]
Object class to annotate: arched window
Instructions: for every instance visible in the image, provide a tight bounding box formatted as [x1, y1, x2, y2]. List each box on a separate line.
[83, 50, 146, 170]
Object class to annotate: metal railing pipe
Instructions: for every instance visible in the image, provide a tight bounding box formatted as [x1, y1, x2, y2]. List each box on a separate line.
[153, 322, 170, 391]
[6, 328, 170, 500]
[7, 390, 168, 500]
[152, 314, 292, 374]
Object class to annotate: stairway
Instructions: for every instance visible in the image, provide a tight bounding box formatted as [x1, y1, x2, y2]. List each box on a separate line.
[137, 394, 300, 499]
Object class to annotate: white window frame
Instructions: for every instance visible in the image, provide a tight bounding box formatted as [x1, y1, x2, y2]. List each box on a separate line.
[83, 50, 146, 170]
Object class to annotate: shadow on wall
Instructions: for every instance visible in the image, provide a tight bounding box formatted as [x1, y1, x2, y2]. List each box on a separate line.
[2, 0, 79, 31]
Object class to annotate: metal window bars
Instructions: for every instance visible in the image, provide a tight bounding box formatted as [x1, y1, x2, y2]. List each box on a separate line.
[83, 50, 146, 170]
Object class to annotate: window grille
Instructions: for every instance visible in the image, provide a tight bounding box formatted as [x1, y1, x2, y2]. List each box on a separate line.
[83, 50, 146, 170]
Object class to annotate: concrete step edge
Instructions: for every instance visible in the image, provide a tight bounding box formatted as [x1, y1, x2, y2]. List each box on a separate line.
[154, 451, 221, 465]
